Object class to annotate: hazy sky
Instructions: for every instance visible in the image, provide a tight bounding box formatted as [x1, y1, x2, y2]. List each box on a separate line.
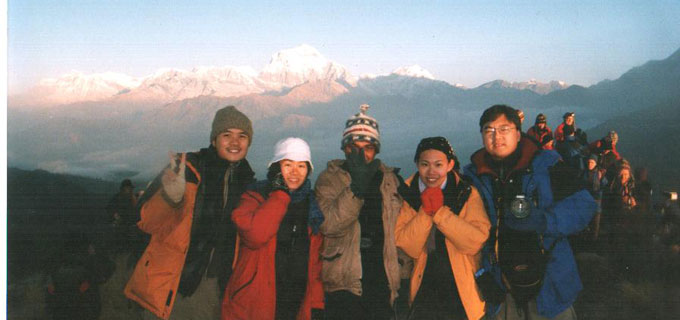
[8, 0, 680, 93]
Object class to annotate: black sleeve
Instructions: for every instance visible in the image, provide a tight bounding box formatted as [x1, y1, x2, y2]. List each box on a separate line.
[549, 160, 586, 202]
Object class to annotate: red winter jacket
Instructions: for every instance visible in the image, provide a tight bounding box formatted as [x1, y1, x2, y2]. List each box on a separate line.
[221, 190, 324, 320]
[527, 125, 554, 150]
[554, 123, 566, 142]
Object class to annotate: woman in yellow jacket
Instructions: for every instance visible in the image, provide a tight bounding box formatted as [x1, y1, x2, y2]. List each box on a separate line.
[395, 137, 491, 320]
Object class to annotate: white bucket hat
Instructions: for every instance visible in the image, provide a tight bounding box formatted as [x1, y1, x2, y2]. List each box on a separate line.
[268, 137, 313, 171]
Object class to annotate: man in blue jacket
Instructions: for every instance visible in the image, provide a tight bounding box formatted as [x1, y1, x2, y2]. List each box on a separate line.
[463, 105, 596, 319]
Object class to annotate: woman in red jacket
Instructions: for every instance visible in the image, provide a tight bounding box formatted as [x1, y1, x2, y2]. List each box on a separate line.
[222, 137, 324, 320]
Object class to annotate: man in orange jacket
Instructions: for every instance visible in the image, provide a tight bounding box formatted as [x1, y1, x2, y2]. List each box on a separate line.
[125, 106, 256, 319]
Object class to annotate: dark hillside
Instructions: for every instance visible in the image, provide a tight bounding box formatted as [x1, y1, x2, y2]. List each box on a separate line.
[7, 168, 121, 278]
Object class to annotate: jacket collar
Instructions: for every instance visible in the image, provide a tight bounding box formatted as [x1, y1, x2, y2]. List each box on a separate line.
[470, 136, 539, 178]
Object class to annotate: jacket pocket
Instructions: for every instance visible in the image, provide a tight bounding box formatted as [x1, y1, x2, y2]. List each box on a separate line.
[320, 238, 345, 261]
[230, 268, 258, 300]
[320, 237, 348, 286]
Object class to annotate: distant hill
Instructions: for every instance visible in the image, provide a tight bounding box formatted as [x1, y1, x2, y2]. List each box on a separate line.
[541, 48, 680, 115]
[7, 168, 122, 278]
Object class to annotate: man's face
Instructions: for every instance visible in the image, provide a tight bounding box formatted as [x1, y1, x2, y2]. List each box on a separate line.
[343, 140, 376, 163]
[588, 159, 597, 171]
[538, 122, 546, 130]
[212, 128, 249, 162]
[417, 149, 454, 188]
[279, 160, 309, 192]
[482, 114, 521, 160]
[565, 116, 574, 126]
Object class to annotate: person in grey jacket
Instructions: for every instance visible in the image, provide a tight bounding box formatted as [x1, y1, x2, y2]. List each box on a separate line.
[315, 104, 404, 320]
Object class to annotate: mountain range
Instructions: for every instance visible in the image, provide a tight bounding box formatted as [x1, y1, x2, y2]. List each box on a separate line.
[8, 45, 680, 191]
[10, 44, 567, 108]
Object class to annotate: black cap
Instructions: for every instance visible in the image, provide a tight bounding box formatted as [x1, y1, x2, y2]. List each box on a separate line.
[563, 112, 575, 119]
[414, 136, 460, 171]
[536, 113, 547, 124]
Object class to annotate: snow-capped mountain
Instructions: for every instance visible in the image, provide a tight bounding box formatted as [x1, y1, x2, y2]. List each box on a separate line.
[122, 66, 262, 103]
[13, 45, 361, 107]
[478, 79, 568, 95]
[392, 65, 435, 80]
[15, 71, 141, 106]
[10, 45, 570, 107]
[258, 44, 357, 90]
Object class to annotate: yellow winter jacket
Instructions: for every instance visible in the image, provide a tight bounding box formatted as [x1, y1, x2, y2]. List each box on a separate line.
[395, 173, 490, 320]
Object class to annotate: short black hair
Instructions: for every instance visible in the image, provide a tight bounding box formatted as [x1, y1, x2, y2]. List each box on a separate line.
[479, 104, 522, 132]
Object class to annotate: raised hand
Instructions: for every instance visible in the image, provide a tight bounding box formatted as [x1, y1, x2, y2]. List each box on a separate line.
[269, 169, 290, 195]
[420, 187, 444, 216]
[345, 148, 380, 198]
[161, 151, 186, 204]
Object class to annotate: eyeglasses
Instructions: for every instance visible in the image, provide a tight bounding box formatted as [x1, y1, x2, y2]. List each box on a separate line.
[482, 125, 517, 136]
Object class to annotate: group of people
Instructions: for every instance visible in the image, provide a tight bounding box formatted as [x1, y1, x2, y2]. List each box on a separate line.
[123, 104, 598, 320]
[525, 111, 652, 249]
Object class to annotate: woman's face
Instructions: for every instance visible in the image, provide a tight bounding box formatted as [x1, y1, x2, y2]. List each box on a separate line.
[280, 160, 309, 191]
[417, 149, 455, 188]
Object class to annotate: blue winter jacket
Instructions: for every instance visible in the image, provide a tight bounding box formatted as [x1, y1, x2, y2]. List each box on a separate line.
[463, 139, 596, 318]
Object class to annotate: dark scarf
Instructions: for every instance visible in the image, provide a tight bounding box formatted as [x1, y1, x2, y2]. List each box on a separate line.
[179, 146, 255, 297]
[251, 179, 325, 234]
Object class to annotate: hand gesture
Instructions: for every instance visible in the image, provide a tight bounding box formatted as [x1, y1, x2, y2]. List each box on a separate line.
[161, 152, 186, 204]
[269, 170, 290, 194]
[420, 187, 444, 216]
[345, 147, 381, 198]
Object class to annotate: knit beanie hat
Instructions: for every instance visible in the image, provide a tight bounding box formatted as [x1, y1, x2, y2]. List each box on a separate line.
[536, 113, 547, 124]
[588, 153, 599, 162]
[341, 104, 381, 153]
[210, 106, 253, 145]
[268, 137, 313, 171]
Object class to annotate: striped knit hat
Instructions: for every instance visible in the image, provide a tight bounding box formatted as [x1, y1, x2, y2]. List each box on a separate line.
[341, 104, 381, 153]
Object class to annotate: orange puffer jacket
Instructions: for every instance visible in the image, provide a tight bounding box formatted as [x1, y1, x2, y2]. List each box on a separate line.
[124, 160, 202, 320]
[395, 173, 490, 320]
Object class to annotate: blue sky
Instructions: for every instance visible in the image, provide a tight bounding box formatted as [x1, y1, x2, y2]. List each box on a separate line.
[8, 0, 680, 93]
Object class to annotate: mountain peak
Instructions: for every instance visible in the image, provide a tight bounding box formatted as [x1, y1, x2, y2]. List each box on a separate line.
[259, 44, 357, 90]
[392, 65, 435, 79]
